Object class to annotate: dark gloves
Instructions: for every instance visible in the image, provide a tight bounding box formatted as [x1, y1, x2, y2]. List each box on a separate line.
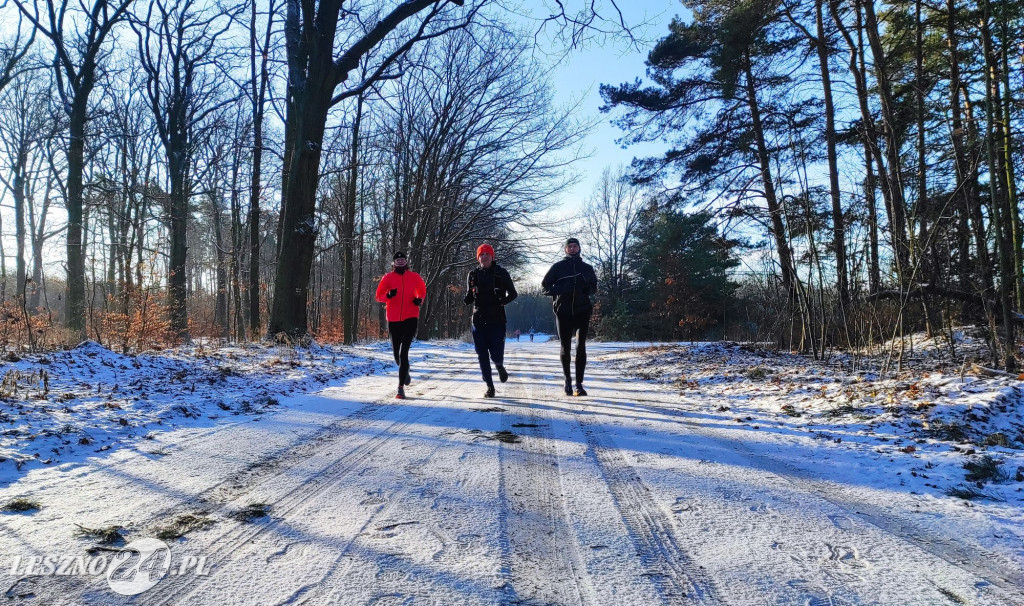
[386, 288, 398, 299]
[413, 297, 423, 307]
[466, 273, 477, 305]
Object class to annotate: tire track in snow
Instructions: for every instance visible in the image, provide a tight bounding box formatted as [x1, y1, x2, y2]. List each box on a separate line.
[273, 442, 454, 606]
[271, 362, 501, 605]
[136, 376, 468, 606]
[574, 412, 722, 605]
[653, 398, 1024, 599]
[3, 387, 417, 604]
[595, 349, 1024, 604]
[509, 345, 719, 605]
[50, 370, 466, 605]
[493, 347, 594, 606]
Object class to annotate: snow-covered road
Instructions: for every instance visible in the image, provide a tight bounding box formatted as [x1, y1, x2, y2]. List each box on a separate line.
[2, 340, 1023, 605]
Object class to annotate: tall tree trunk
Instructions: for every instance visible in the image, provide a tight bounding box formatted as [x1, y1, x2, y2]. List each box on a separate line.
[863, 0, 910, 279]
[963, 88, 994, 294]
[66, 94, 89, 337]
[211, 191, 229, 339]
[269, 94, 332, 337]
[106, 202, 117, 299]
[743, 51, 795, 301]
[998, 13, 1022, 309]
[168, 146, 189, 341]
[249, 0, 272, 339]
[355, 205, 365, 341]
[27, 173, 48, 311]
[231, 157, 246, 341]
[865, 142, 881, 294]
[29, 237, 43, 310]
[343, 93, 363, 345]
[830, 0, 897, 288]
[946, 0, 989, 298]
[269, 0, 455, 337]
[982, 0, 1015, 370]
[13, 143, 30, 345]
[914, 0, 940, 336]
[814, 0, 848, 308]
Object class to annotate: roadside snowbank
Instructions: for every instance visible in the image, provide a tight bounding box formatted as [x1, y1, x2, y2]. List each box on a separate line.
[0, 341, 391, 484]
[599, 341, 1024, 505]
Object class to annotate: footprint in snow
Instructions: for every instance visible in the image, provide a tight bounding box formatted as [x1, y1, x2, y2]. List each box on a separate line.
[826, 543, 867, 568]
[670, 496, 699, 514]
[828, 514, 855, 531]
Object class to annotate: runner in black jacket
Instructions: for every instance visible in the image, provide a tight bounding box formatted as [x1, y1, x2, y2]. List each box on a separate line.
[464, 244, 518, 397]
[541, 238, 597, 396]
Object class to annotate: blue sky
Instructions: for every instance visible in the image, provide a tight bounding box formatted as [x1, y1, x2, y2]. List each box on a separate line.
[511, 1, 683, 274]
[534, 1, 682, 212]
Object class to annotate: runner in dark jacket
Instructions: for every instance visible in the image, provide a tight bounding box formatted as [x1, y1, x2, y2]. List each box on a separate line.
[464, 244, 518, 397]
[541, 237, 597, 396]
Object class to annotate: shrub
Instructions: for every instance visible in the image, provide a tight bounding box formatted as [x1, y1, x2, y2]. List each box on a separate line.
[963, 455, 1009, 484]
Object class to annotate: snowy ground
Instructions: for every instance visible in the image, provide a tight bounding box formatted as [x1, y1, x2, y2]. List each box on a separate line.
[0, 340, 393, 483]
[0, 338, 1022, 605]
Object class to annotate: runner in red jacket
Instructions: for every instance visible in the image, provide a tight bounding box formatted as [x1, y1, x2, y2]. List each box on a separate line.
[375, 251, 427, 399]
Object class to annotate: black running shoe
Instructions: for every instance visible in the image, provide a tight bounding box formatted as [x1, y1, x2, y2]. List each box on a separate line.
[484, 385, 496, 398]
[574, 384, 588, 397]
[496, 365, 508, 383]
[396, 386, 406, 399]
[563, 379, 573, 396]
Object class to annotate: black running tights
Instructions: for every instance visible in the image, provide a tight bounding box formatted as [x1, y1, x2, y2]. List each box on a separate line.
[555, 311, 590, 385]
[388, 318, 418, 385]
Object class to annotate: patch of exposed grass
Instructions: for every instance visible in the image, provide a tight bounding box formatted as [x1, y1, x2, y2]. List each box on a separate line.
[73, 524, 125, 545]
[963, 455, 1009, 484]
[984, 432, 1010, 447]
[230, 503, 270, 523]
[490, 430, 521, 444]
[745, 367, 770, 380]
[937, 587, 968, 604]
[824, 403, 857, 418]
[944, 484, 990, 500]
[926, 421, 970, 443]
[3, 497, 40, 512]
[154, 513, 215, 540]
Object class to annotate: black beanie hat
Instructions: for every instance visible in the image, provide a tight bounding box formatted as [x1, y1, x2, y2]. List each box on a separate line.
[393, 251, 407, 260]
[565, 237, 580, 247]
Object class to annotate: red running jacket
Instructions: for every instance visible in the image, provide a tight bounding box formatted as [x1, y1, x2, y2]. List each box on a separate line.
[375, 270, 427, 322]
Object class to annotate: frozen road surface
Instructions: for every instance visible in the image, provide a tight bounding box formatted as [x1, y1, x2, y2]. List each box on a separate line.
[1, 340, 1022, 605]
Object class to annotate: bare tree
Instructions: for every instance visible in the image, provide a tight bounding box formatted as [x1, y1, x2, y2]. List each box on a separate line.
[370, 26, 587, 336]
[0, 4, 35, 94]
[580, 166, 644, 310]
[0, 62, 51, 344]
[14, 0, 136, 337]
[270, 0, 630, 338]
[246, 0, 277, 338]
[131, 0, 238, 340]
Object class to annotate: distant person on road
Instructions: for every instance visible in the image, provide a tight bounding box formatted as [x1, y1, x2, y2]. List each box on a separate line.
[464, 244, 518, 398]
[541, 237, 597, 396]
[375, 251, 426, 399]
[529, 327, 535, 342]
[515, 329, 521, 341]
